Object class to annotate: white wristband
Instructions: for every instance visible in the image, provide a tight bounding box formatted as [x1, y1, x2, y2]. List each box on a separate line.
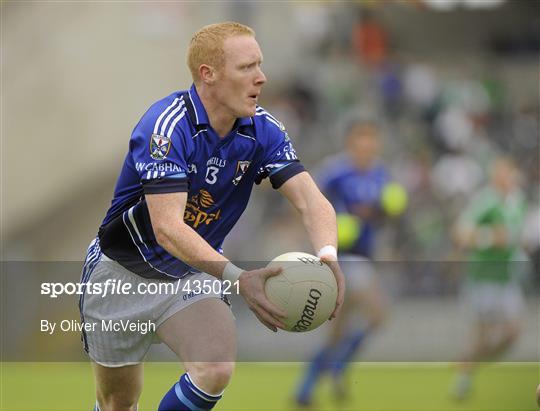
[317, 245, 337, 259]
[222, 261, 243, 283]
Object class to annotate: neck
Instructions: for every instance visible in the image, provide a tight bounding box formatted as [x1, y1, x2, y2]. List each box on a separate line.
[196, 84, 236, 138]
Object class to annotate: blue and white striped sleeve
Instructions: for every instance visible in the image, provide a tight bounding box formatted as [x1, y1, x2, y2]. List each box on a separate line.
[131, 97, 191, 194]
[254, 108, 305, 189]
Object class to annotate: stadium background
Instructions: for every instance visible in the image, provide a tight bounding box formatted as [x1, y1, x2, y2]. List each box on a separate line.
[1, 1, 539, 410]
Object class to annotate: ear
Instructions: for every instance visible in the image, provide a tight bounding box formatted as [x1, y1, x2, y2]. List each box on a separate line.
[199, 64, 216, 85]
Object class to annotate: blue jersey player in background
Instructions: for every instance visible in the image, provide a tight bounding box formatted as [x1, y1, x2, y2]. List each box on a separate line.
[295, 115, 404, 407]
[80, 22, 345, 411]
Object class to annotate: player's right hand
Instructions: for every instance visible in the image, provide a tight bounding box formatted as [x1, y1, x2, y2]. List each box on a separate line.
[319, 254, 346, 320]
[237, 267, 287, 332]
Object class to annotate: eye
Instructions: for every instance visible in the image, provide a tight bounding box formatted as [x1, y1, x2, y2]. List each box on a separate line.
[241, 63, 258, 71]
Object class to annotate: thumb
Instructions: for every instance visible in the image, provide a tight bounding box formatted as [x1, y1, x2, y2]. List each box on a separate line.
[261, 266, 283, 279]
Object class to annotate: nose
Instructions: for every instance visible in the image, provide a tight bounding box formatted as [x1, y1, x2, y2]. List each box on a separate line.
[256, 67, 267, 85]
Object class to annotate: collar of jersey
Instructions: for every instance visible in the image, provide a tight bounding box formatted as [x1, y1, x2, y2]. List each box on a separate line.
[187, 84, 254, 131]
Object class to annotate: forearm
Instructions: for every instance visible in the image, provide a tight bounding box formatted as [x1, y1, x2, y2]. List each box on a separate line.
[457, 225, 509, 250]
[279, 172, 338, 255]
[154, 221, 229, 279]
[146, 192, 236, 279]
[300, 194, 338, 255]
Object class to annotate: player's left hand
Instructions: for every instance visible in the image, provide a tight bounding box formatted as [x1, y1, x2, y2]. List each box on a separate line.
[319, 254, 345, 320]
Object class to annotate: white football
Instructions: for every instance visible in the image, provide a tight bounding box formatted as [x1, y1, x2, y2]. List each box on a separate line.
[265, 252, 338, 332]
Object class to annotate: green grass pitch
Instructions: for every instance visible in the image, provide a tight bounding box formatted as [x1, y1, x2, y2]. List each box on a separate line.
[1, 362, 537, 410]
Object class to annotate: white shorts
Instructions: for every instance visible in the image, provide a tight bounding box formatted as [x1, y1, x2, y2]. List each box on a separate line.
[339, 255, 377, 292]
[462, 281, 525, 323]
[79, 239, 229, 367]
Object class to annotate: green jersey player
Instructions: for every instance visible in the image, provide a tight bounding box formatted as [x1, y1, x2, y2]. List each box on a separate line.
[452, 156, 527, 400]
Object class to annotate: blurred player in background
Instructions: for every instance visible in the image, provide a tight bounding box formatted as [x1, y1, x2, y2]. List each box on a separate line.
[295, 115, 407, 407]
[451, 156, 527, 400]
[80, 22, 345, 411]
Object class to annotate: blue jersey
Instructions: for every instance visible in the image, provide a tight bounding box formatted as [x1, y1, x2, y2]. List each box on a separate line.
[318, 154, 389, 258]
[98, 84, 304, 279]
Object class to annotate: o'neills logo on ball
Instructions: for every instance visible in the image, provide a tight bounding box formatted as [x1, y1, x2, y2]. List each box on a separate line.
[292, 289, 322, 332]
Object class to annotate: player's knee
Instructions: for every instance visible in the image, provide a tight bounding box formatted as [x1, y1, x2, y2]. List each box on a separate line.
[371, 313, 385, 329]
[504, 322, 521, 343]
[369, 306, 387, 329]
[203, 362, 234, 392]
[97, 395, 138, 411]
[190, 362, 235, 394]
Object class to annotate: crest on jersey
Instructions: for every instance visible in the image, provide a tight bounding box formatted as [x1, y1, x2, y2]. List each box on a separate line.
[150, 133, 171, 160]
[232, 161, 251, 186]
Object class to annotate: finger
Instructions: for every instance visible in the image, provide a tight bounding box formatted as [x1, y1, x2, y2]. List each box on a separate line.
[328, 267, 346, 320]
[330, 279, 346, 319]
[330, 291, 344, 320]
[258, 295, 288, 319]
[249, 298, 285, 329]
[253, 303, 286, 330]
[252, 310, 278, 332]
[248, 306, 277, 332]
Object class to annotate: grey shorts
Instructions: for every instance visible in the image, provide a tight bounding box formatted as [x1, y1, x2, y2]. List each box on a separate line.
[340, 254, 377, 292]
[79, 239, 228, 367]
[462, 281, 525, 322]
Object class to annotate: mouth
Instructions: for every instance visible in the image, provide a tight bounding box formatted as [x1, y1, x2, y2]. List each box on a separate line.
[248, 93, 259, 103]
